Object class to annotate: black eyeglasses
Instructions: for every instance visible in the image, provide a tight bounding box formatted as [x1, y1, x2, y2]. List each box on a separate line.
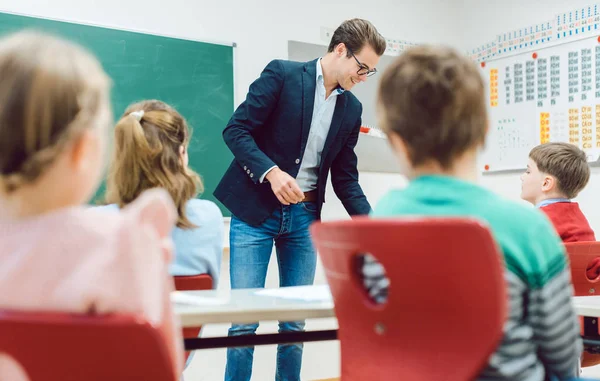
[348, 49, 377, 77]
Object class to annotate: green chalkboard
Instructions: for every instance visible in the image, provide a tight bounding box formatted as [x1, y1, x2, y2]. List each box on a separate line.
[0, 12, 234, 216]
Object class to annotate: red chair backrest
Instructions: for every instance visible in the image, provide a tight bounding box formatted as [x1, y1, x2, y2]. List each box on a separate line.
[173, 274, 213, 292]
[564, 242, 600, 366]
[173, 274, 213, 360]
[564, 242, 600, 296]
[310, 217, 507, 381]
[0, 310, 176, 381]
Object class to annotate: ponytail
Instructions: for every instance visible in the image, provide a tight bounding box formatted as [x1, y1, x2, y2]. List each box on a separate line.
[106, 111, 158, 206]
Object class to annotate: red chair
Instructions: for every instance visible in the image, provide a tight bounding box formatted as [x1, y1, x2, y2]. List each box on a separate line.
[173, 274, 213, 361]
[0, 311, 177, 381]
[565, 242, 600, 297]
[310, 217, 507, 381]
[564, 242, 600, 367]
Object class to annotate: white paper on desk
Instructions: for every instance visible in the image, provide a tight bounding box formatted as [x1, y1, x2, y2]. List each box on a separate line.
[170, 291, 229, 306]
[255, 285, 332, 302]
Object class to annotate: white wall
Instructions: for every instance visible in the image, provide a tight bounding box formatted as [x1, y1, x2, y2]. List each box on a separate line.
[0, 0, 461, 107]
[459, 0, 600, 233]
[0, 0, 461, 225]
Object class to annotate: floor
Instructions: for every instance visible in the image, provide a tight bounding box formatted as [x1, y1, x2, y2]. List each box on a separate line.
[182, 251, 600, 381]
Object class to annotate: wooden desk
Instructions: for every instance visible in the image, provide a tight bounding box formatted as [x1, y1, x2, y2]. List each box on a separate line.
[173, 285, 334, 327]
[172, 285, 336, 350]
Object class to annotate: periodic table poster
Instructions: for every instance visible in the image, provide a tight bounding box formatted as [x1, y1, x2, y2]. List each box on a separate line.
[479, 5, 600, 172]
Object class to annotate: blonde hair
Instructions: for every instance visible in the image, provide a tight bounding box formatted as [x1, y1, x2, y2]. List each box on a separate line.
[529, 142, 590, 199]
[0, 31, 111, 193]
[105, 100, 203, 229]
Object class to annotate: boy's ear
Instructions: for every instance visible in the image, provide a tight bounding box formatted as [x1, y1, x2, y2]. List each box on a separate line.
[541, 175, 556, 192]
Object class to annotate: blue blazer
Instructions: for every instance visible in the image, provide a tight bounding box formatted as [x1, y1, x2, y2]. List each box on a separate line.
[214, 59, 371, 226]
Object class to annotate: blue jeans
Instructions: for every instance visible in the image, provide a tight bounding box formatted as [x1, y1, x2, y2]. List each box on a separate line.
[224, 202, 318, 381]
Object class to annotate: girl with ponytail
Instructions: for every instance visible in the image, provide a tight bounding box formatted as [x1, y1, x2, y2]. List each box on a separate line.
[102, 100, 223, 286]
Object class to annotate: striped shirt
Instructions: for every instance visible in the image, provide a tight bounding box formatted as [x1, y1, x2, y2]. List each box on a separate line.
[364, 175, 582, 380]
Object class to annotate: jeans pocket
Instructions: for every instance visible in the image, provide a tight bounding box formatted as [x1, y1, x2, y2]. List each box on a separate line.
[300, 201, 318, 214]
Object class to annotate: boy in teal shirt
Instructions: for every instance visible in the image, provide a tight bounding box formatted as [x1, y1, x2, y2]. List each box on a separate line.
[367, 45, 581, 380]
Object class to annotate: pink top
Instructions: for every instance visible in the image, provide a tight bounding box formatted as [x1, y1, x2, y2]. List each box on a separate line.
[0, 189, 183, 378]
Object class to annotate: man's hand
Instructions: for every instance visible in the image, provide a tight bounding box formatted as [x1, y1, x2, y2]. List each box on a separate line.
[265, 167, 304, 205]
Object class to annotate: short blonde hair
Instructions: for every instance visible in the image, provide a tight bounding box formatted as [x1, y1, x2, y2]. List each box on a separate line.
[529, 142, 590, 198]
[105, 100, 203, 229]
[0, 31, 111, 193]
[377, 45, 487, 169]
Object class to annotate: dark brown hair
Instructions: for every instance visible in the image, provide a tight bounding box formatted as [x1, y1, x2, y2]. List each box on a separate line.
[327, 18, 386, 57]
[529, 142, 590, 198]
[105, 100, 203, 229]
[377, 45, 487, 169]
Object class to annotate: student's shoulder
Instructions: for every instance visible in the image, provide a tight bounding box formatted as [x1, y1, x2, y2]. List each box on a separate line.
[51, 207, 127, 258]
[372, 189, 410, 217]
[73, 205, 124, 236]
[485, 194, 567, 288]
[185, 199, 224, 234]
[480, 192, 559, 246]
[486, 193, 549, 228]
[81, 190, 176, 239]
[124, 190, 176, 236]
[187, 199, 223, 221]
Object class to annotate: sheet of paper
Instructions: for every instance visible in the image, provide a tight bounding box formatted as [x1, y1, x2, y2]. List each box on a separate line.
[255, 285, 332, 302]
[170, 291, 229, 306]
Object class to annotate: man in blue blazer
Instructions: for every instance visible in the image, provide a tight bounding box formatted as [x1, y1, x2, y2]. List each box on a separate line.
[214, 18, 386, 381]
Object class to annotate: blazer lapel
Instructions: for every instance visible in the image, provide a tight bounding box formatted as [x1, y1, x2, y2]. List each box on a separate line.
[301, 59, 318, 152]
[321, 93, 347, 164]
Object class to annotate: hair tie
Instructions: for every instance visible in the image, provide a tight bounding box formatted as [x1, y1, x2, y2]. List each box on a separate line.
[129, 110, 144, 122]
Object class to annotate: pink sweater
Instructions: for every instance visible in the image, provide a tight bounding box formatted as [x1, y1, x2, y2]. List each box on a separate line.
[0, 189, 183, 378]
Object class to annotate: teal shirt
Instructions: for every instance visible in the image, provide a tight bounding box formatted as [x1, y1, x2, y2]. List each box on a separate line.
[369, 175, 581, 380]
[373, 175, 567, 287]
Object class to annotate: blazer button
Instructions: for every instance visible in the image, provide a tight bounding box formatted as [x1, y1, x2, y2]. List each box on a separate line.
[250, 173, 254, 178]
[244, 166, 247, 170]
[247, 169, 250, 174]
[295, 159, 300, 164]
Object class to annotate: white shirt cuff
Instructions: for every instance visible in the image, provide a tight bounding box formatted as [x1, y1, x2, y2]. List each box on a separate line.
[260, 166, 278, 183]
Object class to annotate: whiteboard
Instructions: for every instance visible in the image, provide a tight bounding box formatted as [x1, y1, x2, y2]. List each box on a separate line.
[480, 34, 600, 172]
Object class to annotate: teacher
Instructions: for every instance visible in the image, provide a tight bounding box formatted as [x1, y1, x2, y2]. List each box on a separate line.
[214, 18, 386, 381]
